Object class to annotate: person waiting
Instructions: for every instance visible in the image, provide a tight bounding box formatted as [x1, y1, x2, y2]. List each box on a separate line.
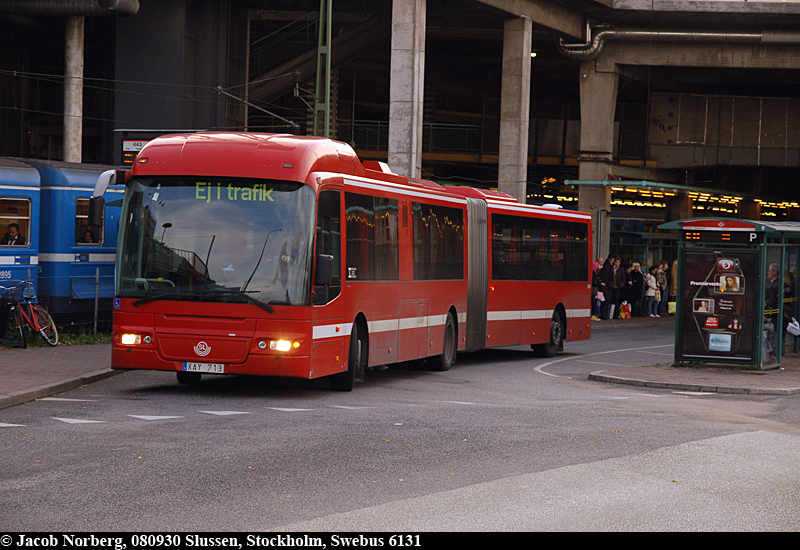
[0, 223, 24, 246]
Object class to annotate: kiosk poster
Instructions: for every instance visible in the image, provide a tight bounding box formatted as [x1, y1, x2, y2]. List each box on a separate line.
[680, 250, 757, 360]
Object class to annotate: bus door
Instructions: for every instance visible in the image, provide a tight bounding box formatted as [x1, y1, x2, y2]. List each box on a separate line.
[311, 188, 345, 378]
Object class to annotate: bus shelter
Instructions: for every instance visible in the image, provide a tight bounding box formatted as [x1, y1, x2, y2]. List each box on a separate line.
[660, 218, 800, 370]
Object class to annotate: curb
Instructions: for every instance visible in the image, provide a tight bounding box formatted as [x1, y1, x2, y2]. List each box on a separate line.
[588, 370, 800, 396]
[590, 318, 674, 332]
[0, 368, 119, 410]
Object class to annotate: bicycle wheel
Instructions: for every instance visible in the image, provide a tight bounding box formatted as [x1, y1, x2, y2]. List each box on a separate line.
[33, 306, 59, 346]
[13, 306, 26, 349]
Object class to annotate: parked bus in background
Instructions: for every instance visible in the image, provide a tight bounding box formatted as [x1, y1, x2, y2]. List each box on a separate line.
[91, 133, 591, 391]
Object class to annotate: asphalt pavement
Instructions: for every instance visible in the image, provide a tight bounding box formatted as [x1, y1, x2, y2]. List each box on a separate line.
[2, 314, 800, 410]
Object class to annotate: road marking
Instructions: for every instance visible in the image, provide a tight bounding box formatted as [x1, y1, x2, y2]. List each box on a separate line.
[576, 360, 634, 368]
[443, 401, 478, 405]
[534, 344, 674, 378]
[128, 415, 184, 420]
[40, 397, 96, 402]
[199, 411, 251, 416]
[0, 423, 25, 427]
[672, 391, 717, 396]
[267, 407, 315, 412]
[51, 417, 105, 424]
[638, 350, 675, 357]
[329, 405, 375, 410]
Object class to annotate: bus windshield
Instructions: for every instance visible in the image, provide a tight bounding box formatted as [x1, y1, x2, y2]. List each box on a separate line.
[117, 177, 315, 307]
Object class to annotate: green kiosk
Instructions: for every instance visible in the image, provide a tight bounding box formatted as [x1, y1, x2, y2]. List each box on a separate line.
[661, 218, 800, 370]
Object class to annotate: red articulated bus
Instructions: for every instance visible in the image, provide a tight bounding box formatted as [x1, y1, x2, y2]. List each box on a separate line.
[91, 133, 591, 391]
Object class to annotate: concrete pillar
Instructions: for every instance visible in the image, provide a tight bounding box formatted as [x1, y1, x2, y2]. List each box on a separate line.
[64, 16, 84, 163]
[739, 199, 761, 220]
[666, 195, 693, 222]
[498, 16, 532, 204]
[577, 59, 619, 259]
[388, 0, 426, 178]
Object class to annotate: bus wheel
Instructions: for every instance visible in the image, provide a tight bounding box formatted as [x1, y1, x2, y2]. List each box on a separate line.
[533, 311, 563, 358]
[331, 323, 362, 391]
[429, 312, 456, 371]
[177, 371, 201, 385]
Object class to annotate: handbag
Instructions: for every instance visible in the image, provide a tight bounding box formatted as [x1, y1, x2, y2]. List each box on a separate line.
[596, 291, 605, 302]
[654, 289, 660, 301]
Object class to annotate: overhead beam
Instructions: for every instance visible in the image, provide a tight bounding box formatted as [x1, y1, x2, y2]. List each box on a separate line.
[475, 0, 585, 39]
[595, 41, 800, 71]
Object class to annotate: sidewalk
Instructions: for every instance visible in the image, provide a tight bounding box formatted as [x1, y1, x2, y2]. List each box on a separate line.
[0, 343, 114, 409]
[590, 314, 800, 395]
[2, 315, 800, 410]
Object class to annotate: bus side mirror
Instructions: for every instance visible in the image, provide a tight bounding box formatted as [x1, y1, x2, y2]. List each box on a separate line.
[88, 196, 105, 227]
[315, 254, 334, 287]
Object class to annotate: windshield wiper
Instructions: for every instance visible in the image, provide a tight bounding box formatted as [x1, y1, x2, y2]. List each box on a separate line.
[242, 228, 282, 293]
[132, 291, 182, 307]
[133, 288, 274, 313]
[201, 289, 275, 313]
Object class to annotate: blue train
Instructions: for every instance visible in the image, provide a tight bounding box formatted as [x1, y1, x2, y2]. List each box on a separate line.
[0, 158, 123, 332]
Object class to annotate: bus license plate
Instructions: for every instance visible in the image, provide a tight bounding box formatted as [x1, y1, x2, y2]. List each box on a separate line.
[183, 362, 225, 374]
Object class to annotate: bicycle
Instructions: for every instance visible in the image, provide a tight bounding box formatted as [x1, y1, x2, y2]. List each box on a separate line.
[0, 279, 59, 348]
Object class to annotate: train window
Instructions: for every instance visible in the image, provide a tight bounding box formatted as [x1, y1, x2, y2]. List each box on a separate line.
[75, 198, 102, 245]
[0, 198, 31, 247]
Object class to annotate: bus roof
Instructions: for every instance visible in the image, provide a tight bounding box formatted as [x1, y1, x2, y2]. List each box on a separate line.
[132, 132, 368, 183]
[128, 133, 588, 220]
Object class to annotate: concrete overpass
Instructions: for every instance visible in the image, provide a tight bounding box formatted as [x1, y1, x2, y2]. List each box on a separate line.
[5, 0, 800, 259]
[374, 0, 800, 257]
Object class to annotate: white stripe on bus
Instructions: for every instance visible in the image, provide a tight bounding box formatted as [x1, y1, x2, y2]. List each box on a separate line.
[312, 310, 586, 341]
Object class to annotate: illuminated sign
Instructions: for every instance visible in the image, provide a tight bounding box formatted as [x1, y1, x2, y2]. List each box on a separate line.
[195, 182, 275, 203]
[122, 140, 149, 167]
[682, 230, 762, 243]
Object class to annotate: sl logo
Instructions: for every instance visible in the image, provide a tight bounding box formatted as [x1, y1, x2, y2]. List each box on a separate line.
[193, 341, 211, 356]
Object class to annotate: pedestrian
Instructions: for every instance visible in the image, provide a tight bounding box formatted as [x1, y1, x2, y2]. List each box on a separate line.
[645, 265, 660, 317]
[591, 262, 603, 321]
[670, 259, 678, 315]
[629, 262, 644, 317]
[610, 258, 625, 319]
[619, 264, 633, 318]
[657, 260, 669, 316]
[599, 255, 615, 319]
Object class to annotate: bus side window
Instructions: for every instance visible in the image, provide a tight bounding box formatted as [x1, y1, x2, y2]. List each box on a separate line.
[76, 198, 102, 245]
[315, 190, 341, 304]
